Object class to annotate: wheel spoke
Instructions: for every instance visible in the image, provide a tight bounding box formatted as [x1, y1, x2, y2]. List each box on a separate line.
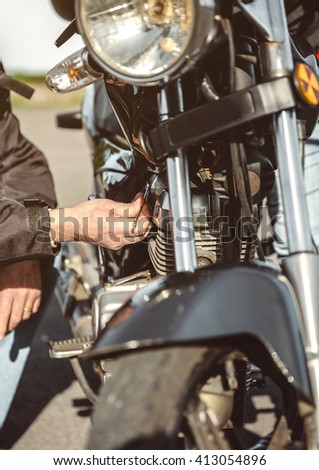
[185, 399, 230, 450]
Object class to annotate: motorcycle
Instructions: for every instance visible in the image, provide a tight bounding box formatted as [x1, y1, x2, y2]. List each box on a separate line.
[46, 0, 319, 450]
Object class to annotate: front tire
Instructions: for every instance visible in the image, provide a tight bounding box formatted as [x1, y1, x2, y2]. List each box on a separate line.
[87, 347, 249, 449]
[87, 346, 299, 450]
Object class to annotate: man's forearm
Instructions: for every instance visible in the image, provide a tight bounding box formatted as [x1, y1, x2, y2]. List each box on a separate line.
[48, 198, 151, 250]
[49, 207, 81, 244]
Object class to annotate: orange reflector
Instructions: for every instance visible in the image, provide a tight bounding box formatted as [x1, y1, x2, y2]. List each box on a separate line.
[294, 62, 319, 106]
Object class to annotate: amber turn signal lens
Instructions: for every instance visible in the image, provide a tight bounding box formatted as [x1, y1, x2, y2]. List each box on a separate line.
[294, 62, 319, 107]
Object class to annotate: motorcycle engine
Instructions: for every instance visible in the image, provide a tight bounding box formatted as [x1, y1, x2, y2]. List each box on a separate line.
[148, 184, 252, 275]
[147, 147, 274, 276]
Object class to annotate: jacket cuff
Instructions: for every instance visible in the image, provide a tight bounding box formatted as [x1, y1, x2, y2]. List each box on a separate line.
[0, 199, 59, 266]
[24, 199, 60, 254]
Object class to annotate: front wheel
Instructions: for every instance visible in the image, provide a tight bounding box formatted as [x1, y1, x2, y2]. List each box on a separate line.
[87, 347, 296, 450]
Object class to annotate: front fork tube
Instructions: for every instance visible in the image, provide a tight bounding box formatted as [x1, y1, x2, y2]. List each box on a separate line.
[275, 110, 313, 253]
[275, 109, 319, 448]
[166, 151, 198, 272]
[159, 82, 197, 273]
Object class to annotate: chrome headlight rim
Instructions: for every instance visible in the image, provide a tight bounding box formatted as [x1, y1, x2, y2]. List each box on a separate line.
[75, 0, 218, 86]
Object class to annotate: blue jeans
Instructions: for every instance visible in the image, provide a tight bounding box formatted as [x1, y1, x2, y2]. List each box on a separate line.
[0, 263, 57, 429]
[269, 122, 319, 256]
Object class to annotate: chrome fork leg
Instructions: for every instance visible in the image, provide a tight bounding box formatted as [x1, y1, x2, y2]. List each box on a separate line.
[274, 67, 319, 453]
[275, 110, 313, 253]
[276, 111, 319, 444]
[159, 82, 197, 273]
[167, 150, 197, 272]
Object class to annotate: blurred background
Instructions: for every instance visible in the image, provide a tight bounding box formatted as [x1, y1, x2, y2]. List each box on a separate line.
[0, 0, 83, 75]
[0, 0, 92, 207]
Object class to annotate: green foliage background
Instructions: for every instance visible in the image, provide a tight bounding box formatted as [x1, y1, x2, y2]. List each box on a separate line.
[11, 75, 84, 109]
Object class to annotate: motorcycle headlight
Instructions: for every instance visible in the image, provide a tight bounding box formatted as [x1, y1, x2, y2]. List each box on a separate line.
[76, 0, 218, 85]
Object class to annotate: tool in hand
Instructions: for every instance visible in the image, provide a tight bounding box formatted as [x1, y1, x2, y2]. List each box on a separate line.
[131, 180, 152, 234]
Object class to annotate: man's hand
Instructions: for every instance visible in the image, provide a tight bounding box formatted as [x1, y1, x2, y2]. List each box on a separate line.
[0, 259, 42, 340]
[49, 195, 151, 250]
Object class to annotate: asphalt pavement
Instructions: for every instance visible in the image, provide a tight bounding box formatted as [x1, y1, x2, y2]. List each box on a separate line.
[1, 107, 94, 450]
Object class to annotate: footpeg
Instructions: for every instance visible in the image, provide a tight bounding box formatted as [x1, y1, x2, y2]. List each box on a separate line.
[49, 336, 94, 359]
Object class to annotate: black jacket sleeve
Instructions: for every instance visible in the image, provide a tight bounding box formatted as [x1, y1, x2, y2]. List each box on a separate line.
[0, 65, 58, 265]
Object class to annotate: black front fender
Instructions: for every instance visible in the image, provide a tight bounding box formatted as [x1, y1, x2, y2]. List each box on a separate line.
[87, 262, 312, 401]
